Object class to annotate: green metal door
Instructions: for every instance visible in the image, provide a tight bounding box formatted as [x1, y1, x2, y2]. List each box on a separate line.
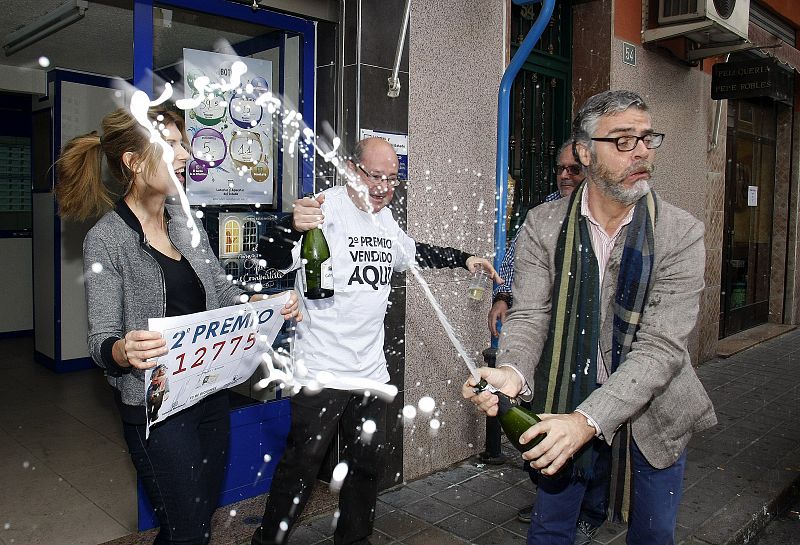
[508, 1, 572, 239]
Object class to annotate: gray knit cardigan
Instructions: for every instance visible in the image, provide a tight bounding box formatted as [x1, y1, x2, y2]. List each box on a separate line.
[83, 200, 244, 408]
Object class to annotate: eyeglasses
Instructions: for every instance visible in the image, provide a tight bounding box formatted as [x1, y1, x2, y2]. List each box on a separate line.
[553, 164, 582, 176]
[590, 133, 665, 152]
[357, 164, 401, 187]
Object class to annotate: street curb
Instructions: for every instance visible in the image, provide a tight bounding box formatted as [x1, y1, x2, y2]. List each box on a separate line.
[717, 475, 800, 545]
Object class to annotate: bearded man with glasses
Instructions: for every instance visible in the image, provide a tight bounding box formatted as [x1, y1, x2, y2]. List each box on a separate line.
[464, 90, 716, 545]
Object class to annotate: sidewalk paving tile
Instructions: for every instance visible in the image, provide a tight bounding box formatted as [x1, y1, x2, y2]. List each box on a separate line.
[403, 525, 469, 545]
[432, 485, 487, 510]
[400, 496, 459, 524]
[372, 510, 429, 540]
[462, 498, 518, 525]
[436, 512, 497, 541]
[472, 526, 527, 545]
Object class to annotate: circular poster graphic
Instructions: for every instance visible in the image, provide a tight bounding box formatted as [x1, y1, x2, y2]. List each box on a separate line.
[229, 131, 263, 167]
[192, 91, 226, 126]
[191, 128, 227, 166]
[229, 95, 263, 129]
[188, 160, 208, 182]
[251, 161, 270, 183]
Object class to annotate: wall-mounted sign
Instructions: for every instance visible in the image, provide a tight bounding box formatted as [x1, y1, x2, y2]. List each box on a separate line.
[360, 129, 408, 180]
[622, 42, 636, 67]
[711, 58, 794, 105]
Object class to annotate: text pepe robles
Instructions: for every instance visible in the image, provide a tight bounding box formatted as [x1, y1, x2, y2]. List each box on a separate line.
[347, 235, 394, 290]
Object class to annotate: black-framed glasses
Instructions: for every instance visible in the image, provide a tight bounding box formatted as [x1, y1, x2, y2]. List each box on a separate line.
[553, 164, 582, 176]
[591, 133, 665, 152]
[357, 164, 401, 187]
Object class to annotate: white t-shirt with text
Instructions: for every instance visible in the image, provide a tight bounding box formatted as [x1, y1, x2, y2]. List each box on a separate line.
[287, 186, 416, 386]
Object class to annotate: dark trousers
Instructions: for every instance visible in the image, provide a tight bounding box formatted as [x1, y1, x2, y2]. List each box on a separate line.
[122, 391, 230, 545]
[252, 389, 388, 545]
[528, 438, 687, 545]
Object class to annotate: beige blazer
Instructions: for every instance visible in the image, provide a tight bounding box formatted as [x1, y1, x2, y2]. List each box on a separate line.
[497, 190, 717, 469]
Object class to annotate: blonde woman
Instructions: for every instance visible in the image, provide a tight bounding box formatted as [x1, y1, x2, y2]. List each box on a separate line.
[56, 107, 299, 545]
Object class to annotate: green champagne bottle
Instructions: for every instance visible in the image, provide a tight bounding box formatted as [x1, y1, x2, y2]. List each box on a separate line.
[301, 227, 334, 299]
[477, 378, 545, 453]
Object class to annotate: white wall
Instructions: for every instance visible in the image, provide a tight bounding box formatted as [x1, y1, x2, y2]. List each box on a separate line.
[405, 0, 506, 479]
[0, 238, 33, 333]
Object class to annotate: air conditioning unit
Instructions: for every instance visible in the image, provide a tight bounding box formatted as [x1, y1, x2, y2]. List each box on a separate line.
[645, 0, 750, 47]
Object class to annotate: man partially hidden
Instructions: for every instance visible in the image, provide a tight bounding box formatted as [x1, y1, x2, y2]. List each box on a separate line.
[464, 90, 716, 545]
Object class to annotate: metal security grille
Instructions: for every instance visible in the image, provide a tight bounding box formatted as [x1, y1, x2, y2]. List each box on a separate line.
[507, 1, 572, 239]
[661, 0, 700, 18]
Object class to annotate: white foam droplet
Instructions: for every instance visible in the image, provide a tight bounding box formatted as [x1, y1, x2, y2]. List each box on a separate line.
[402, 405, 417, 419]
[418, 396, 435, 414]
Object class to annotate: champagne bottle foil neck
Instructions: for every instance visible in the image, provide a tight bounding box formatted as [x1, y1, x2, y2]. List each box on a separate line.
[495, 392, 514, 417]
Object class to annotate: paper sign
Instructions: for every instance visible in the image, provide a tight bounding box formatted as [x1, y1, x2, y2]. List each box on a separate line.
[748, 186, 758, 207]
[360, 129, 408, 180]
[144, 294, 290, 435]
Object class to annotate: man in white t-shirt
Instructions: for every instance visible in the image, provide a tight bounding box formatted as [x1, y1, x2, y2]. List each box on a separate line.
[252, 137, 500, 545]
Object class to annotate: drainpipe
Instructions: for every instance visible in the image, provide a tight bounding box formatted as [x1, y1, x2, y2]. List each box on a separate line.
[387, 0, 411, 98]
[491, 0, 555, 350]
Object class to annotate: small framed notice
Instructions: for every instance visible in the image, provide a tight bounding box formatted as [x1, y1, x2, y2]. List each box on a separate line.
[747, 186, 758, 207]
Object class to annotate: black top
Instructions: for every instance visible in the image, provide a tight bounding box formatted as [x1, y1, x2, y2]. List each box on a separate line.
[149, 248, 207, 317]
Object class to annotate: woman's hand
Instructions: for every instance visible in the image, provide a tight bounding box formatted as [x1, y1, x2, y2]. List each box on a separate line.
[280, 291, 302, 322]
[113, 330, 167, 370]
[250, 291, 303, 322]
[465, 256, 503, 285]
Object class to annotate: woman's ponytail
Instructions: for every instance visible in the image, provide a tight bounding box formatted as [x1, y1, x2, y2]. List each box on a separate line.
[55, 133, 109, 221]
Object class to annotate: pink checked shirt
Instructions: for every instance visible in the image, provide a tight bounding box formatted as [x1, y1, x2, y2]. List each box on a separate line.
[580, 184, 635, 384]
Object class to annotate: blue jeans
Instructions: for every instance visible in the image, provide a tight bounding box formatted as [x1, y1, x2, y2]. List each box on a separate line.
[524, 439, 610, 528]
[528, 438, 686, 545]
[123, 391, 230, 545]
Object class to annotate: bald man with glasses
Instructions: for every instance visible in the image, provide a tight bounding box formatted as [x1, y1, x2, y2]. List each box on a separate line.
[253, 137, 501, 545]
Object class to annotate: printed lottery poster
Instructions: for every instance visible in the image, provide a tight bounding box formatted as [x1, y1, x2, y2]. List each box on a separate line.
[143, 294, 290, 436]
[183, 48, 274, 205]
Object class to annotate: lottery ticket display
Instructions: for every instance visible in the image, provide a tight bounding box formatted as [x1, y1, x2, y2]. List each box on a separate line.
[183, 48, 274, 205]
[144, 294, 290, 435]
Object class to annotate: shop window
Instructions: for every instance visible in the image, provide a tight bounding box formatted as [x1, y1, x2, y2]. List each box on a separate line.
[0, 136, 32, 231]
[224, 260, 240, 277]
[242, 217, 258, 252]
[224, 218, 241, 254]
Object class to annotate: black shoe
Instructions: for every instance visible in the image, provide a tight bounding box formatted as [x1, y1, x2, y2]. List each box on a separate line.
[477, 451, 506, 465]
[573, 519, 600, 545]
[516, 504, 533, 523]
